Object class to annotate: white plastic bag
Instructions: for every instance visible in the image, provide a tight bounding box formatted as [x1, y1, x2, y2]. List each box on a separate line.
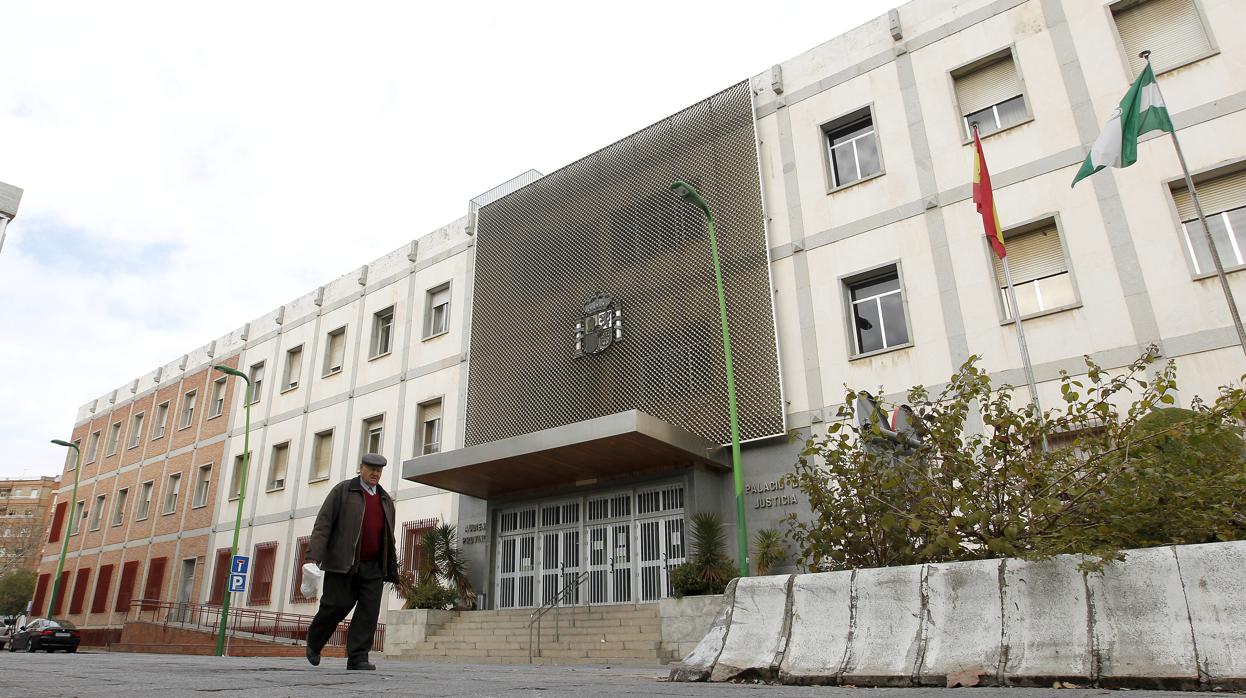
[301, 562, 324, 598]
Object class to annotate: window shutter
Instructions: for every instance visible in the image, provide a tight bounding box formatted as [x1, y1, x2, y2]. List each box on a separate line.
[955, 56, 1021, 116]
[114, 560, 140, 613]
[69, 568, 91, 614]
[1172, 170, 1246, 221]
[1114, 0, 1211, 76]
[31, 574, 50, 616]
[51, 571, 70, 616]
[993, 223, 1068, 286]
[47, 501, 67, 543]
[142, 557, 167, 610]
[291, 537, 316, 603]
[92, 564, 115, 614]
[249, 542, 277, 605]
[209, 548, 231, 605]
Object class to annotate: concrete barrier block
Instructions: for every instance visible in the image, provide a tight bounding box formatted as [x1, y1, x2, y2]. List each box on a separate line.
[841, 564, 924, 686]
[918, 558, 1004, 686]
[1000, 555, 1093, 686]
[1175, 540, 1246, 689]
[669, 579, 737, 682]
[710, 575, 794, 682]
[1089, 546, 1199, 689]
[779, 569, 853, 684]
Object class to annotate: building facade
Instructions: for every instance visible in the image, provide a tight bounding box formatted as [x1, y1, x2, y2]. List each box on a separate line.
[38, 0, 1246, 632]
[0, 178, 22, 257]
[0, 477, 58, 578]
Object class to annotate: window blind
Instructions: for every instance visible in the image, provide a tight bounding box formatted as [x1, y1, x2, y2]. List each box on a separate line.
[1114, 0, 1211, 76]
[955, 56, 1021, 116]
[1172, 170, 1246, 221]
[993, 223, 1067, 286]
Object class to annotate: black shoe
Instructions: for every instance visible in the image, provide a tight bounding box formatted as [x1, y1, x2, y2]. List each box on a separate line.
[306, 645, 320, 666]
[346, 661, 376, 671]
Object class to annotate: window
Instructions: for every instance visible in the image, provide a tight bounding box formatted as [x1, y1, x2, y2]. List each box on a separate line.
[424, 284, 451, 338]
[71, 500, 85, 536]
[417, 400, 443, 455]
[323, 327, 346, 376]
[822, 107, 882, 189]
[127, 413, 144, 449]
[1112, 0, 1213, 76]
[64, 442, 80, 470]
[85, 431, 101, 463]
[163, 474, 181, 514]
[230, 453, 251, 501]
[846, 266, 910, 356]
[208, 377, 227, 418]
[291, 536, 316, 603]
[209, 548, 231, 605]
[248, 542, 278, 606]
[1172, 169, 1246, 276]
[141, 557, 167, 610]
[993, 219, 1077, 319]
[248, 362, 264, 405]
[153, 401, 169, 439]
[48, 501, 67, 542]
[360, 416, 384, 463]
[402, 520, 437, 576]
[106, 422, 122, 456]
[953, 52, 1028, 139]
[193, 464, 212, 508]
[267, 443, 289, 491]
[136, 481, 154, 521]
[89, 495, 105, 530]
[112, 488, 129, 526]
[282, 345, 303, 391]
[180, 390, 197, 429]
[311, 430, 334, 481]
[371, 306, 395, 358]
[69, 567, 91, 614]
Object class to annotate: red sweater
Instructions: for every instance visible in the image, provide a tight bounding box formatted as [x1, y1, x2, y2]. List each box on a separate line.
[359, 488, 385, 561]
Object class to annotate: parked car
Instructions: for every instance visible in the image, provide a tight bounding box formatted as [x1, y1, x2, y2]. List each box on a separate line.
[0, 623, 12, 651]
[6, 618, 80, 653]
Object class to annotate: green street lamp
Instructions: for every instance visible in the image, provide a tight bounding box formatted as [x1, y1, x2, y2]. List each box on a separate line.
[48, 439, 83, 618]
[211, 364, 253, 657]
[669, 180, 749, 579]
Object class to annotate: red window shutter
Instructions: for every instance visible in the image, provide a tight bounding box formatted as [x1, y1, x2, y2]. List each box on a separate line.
[209, 548, 231, 605]
[51, 571, 70, 616]
[141, 557, 167, 610]
[248, 542, 277, 606]
[291, 537, 315, 603]
[47, 501, 67, 543]
[402, 518, 438, 576]
[31, 574, 50, 616]
[92, 564, 115, 614]
[69, 568, 92, 615]
[114, 560, 140, 613]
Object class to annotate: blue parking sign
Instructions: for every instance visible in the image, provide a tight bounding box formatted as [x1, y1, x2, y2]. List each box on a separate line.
[229, 573, 247, 593]
[232, 555, 249, 575]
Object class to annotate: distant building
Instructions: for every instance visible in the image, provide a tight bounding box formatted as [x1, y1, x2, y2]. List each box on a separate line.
[0, 178, 22, 256]
[36, 0, 1246, 639]
[0, 477, 59, 577]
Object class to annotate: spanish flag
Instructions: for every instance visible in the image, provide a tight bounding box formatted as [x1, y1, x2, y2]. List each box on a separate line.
[972, 128, 1006, 259]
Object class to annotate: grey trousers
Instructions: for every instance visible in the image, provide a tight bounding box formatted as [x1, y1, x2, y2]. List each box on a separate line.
[306, 558, 383, 664]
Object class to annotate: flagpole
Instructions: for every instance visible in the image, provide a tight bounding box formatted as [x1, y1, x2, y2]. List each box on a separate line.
[1141, 51, 1246, 359]
[973, 123, 1048, 449]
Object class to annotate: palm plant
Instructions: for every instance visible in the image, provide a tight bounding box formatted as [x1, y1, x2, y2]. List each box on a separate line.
[418, 523, 475, 608]
[752, 528, 789, 576]
[671, 512, 737, 597]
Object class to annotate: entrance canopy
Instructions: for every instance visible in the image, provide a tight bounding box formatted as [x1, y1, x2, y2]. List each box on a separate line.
[402, 410, 728, 500]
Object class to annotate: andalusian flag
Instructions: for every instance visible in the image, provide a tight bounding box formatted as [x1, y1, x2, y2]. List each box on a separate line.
[1071, 63, 1174, 187]
[972, 128, 1006, 259]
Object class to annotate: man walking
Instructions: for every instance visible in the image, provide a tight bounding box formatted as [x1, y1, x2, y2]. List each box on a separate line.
[305, 453, 398, 670]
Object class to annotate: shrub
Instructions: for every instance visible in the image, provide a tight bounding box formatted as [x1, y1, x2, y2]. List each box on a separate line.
[784, 347, 1246, 572]
[752, 529, 789, 576]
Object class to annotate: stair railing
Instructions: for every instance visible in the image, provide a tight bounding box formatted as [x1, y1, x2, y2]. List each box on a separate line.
[527, 568, 589, 663]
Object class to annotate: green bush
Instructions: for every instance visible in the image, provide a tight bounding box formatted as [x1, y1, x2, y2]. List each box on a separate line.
[752, 529, 789, 576]
[671, 512, 736, 597]
[784, 347, 1246, 572]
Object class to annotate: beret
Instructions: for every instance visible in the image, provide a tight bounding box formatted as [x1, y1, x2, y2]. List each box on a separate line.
[361, 453, 387, 467]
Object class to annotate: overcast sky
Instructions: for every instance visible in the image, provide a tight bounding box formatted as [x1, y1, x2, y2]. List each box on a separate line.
[0, 1, 895, 480]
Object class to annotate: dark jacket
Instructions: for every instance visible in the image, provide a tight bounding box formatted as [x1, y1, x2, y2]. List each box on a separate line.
[308, 477, 399, 583]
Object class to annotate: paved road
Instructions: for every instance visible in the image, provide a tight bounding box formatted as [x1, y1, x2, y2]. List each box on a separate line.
[0, 651, 1222, 697]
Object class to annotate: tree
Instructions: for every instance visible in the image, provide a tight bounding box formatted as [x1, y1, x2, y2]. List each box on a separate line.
[783, 347, 1246, 572]
[0, 569, 36, 616]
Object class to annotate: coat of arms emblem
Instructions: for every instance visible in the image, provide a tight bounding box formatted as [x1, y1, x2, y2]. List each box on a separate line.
[575, 294, 622, 357]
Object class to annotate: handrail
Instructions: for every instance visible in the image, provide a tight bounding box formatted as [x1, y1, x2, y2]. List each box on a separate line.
[527, 570, 590, 663]
[127, 599, 384, 653]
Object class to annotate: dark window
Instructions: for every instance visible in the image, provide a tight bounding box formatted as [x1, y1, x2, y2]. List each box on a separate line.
[91, 564, 115, 614]
[248, 542, 278, 606]
[47, 501, 67, 543]
[114, 560, 140, 613]
[402, 520, 438, 577]
[69, 568, 91, 615]
[291, 537, 316, 603]
[824, 110, 881, 188]
[51, 571, 70, 616]
[847, 268, 909, 355]
[141, 557, 167, 611]
[31, 573, 50, 616]
[208, 548, 231, 605]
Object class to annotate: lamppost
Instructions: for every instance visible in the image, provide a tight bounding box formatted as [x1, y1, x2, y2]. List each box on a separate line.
[669, 180, 749, 578]
[48, 439, 83, 618]
[211, 364, 252, 657]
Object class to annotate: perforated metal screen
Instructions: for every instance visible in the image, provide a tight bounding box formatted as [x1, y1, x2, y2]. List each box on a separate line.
[465, 81, 783, 447]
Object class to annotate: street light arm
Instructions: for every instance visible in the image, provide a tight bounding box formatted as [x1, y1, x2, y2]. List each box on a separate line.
[669, 181, 713, 220]
[213, 364, 250, 382]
